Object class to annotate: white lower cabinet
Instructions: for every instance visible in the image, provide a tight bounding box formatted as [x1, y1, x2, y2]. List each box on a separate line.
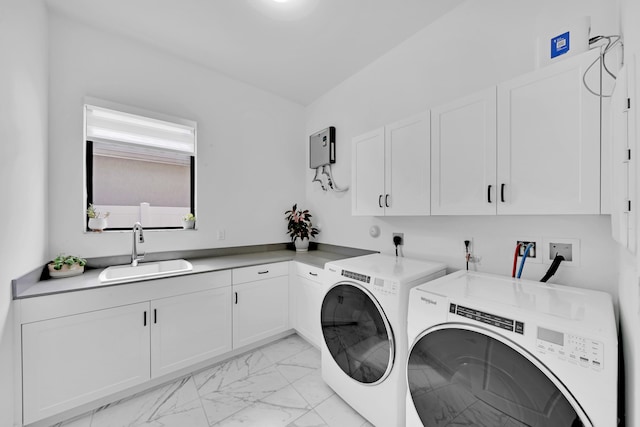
[232, 262, 289, 348]
[19, 263, 295, 425]
[19, 270, 233, 425]
[150, 287, 232, 378]
[22, 302, 151, 424]
[292, 263, 324, 347]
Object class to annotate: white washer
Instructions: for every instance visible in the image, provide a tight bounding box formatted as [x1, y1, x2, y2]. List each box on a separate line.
[321, 253, 446, 427]
[406, 271, 618, 427]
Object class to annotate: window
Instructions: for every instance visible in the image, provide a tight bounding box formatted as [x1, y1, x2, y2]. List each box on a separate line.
[84, 102, 196, 230]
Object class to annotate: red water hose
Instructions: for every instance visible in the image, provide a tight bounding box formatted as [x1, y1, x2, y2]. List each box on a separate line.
[512, 243, 522, 278]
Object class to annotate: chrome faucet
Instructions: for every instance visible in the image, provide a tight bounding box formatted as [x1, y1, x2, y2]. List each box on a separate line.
[131, 222, 145, 266]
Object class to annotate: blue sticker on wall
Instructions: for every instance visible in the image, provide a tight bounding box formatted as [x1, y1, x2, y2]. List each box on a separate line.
[551, 32, 570, 58]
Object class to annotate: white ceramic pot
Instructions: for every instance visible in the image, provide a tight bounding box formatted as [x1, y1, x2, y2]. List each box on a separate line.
[294, 237, 309, 252]
[182, 219, 195, 229]
[48, 263, 85, 278]
[88, 217, 108, 232]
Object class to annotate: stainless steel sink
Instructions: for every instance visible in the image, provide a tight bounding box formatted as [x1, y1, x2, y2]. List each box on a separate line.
[99, 259, 193, 284]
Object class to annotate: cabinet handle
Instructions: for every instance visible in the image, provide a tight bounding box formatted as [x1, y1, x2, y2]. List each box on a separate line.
[258, 270, 269, 275]
[154, 309, 157, 324]
[487, 185, 492, 203]
[235, 292, 238, 304]
[385, 194, 390, 208]
[309, 272, 318, 277]
[143, 311, 147, 327]
[500, 184, 506, 203]
[378, 195, 383, 208]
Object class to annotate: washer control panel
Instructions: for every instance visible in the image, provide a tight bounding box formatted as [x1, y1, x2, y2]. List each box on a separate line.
[536, 327, 604, 370]
[371, 277, 398, 296]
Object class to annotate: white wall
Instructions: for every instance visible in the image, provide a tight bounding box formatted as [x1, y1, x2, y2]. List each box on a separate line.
[0, 1, 49, 426]
[305, 0, 620, 298]
[48, 12, 306, 258]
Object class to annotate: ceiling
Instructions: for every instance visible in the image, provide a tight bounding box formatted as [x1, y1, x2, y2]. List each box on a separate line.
[45, 0, 465, 106]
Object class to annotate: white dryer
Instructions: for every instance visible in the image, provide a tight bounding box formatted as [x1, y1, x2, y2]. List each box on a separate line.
[406, 270, 617, 427]
[321, 253, 446, 427]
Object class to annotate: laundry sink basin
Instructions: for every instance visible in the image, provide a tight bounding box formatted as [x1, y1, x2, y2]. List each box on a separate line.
[99, 259, 193, 284]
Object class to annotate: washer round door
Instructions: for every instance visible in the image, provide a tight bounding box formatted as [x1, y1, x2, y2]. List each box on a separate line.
[407, 326, 590, 427]
[321, 282, 394, 384]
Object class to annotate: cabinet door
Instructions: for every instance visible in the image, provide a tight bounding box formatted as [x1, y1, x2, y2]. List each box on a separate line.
[385, 112, 431, 215]
[233, 276, 289, 348]
[293, 265, 324, 347]
[497, 49, 601, 214]
[610, 57, 637, 253]
[431, 88, 497, 215]
[22, 303, 150, 424]
[151, 287, 232, 378]
[352, 128, 385, 216]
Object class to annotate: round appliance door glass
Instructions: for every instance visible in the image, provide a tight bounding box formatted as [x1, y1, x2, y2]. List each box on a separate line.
[408, 328, 587, 427]
[321, 282, 394, 384]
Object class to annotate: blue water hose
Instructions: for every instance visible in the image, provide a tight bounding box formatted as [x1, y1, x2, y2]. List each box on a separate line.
[516, 243, 535, 279]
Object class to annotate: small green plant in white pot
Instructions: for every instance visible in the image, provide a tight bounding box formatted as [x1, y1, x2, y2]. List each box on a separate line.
[87, 204, 110, 232]
[48, 254, 87, 278]
[182, 213, 196, 229]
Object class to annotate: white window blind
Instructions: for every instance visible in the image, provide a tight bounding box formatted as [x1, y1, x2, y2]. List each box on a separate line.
[85, 105, 196, 154]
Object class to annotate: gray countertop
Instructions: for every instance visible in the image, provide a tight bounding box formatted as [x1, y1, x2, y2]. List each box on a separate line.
[13, 244, 374, 300]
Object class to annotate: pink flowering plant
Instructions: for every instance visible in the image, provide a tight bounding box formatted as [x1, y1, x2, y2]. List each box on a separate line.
[285, 204, 319, 241]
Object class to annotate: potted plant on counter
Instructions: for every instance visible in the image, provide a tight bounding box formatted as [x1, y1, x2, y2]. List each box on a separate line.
[285, 203, 319, 252]
[87, 203, 110, 232]
[48, 254, 87, 278]
[182, 213, 196, 229]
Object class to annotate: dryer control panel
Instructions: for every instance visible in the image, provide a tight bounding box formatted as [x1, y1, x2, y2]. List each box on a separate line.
[536, 326, 604, 371]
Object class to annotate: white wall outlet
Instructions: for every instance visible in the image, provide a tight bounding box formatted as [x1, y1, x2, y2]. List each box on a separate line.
[543, 237, 580, 267]
[217, 229, 226, 240]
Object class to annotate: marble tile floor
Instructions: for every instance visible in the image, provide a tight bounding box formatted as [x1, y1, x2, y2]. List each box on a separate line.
[52, 334, 374, 427]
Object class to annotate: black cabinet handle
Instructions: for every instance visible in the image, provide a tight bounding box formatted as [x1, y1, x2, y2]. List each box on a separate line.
[258, 270, 269, 275]
[385, 194, 390, 208]
[500, 184, 506, 203]
[154, 309, 157, 324]
[487, 185, 492, 203]
[143, 311, 147, 327]
[309, 272, 318, 277]
[378, 195, 383, 208]
[235, 292, 238, 304]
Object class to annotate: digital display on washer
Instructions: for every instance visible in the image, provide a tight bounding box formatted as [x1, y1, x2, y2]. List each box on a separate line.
[341, 270, 371, 283]
[537, 327, 564, 346]
[451, 304, 524, 334]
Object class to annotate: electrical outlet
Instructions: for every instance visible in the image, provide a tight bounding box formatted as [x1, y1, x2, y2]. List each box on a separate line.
[217, 229, 226, 240]
[393, 232, 404, 246]
[517, 241, 536, 258]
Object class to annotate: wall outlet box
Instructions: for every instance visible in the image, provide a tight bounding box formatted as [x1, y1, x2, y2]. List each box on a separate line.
[542, 237, 580, 267]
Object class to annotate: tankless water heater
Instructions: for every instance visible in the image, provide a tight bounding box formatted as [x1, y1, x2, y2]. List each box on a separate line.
[309, 126, 335, 168]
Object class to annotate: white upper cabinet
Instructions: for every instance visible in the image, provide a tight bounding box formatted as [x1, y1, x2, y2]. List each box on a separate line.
[610, 57, 636, 253]
[352, 112, 430, 216]
[352, 128, 386, 215]
[497, 49, 602, 215]
[431, 88, 497, 215]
